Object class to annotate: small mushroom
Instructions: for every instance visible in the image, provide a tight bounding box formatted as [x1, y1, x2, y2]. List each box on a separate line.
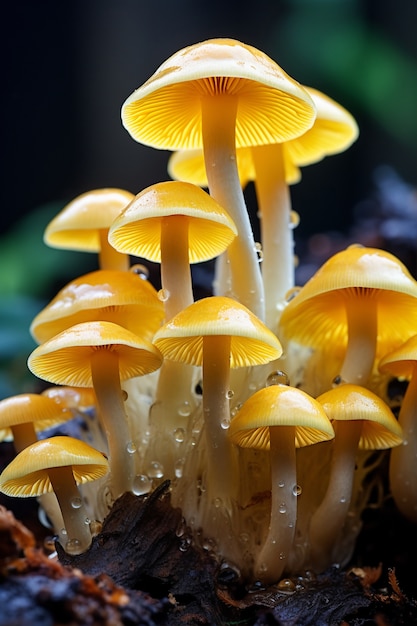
[310, 383, 403, 572]
[379, 334, 417, 522]
[27, 321, 163, 500]
[121, 38, 316, 319]
[44, 188, 135, 271]
[30, 268, 164, 344]
[229, 383, 334, 584]
[108, 180, 237, 321]
[153, 296, 282, 512]
[0, 436, 109, 554]
[279, 246, 417, 388]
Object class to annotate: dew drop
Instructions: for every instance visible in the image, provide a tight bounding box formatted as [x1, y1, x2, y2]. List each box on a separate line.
[157, 288, 170, 302]
[178, 536, 192, 552]
[147, 461, 164, 479]
[130, 264, 149, 279]
[285, 287, 301, 302]
[65, 538, 83, 555]
[70, 497, 83, 510]
[226, 389, 234, 400]
[292, 484, 302, 497]
[213, 497, 223, 508]
[340, 496, 347, 504]
[266, 370, 290, 387]
[289, 210, 300, 229]
[174, 458, 185, 479]
[178, 401, 192, 417]
[279, 503, 287, 514]
[277, 578, 296, 592]
[126, 441, 137, 454]
[332, 375, 346, 387]
[221, 417, 231, 430]
[174, 428, 185, 443]
[132, 474, 152, 495]
[278, 481, 285, 488]
[122, 389, 128, 401]
[279, 551, 286, 560]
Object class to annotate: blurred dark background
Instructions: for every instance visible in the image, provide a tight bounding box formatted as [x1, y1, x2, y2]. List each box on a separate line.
[1, 0, 417, 396]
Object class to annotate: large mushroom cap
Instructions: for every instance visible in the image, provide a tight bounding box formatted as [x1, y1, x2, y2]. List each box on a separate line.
[122, 38, 316, 150]
[279, 246, 417, 356]
[153, 295, 282, 368]
[27, 320, 163, 388]
[229, 384, 334, 449]
[108, 180, 237, 263]
[317, 384, 403, 450]
[44, 188, 134, 252]
[30, 269, 164, 344]
[379, 334, 417, 379]
[168, 85, 358, 189]
[0, 436, 109, 497]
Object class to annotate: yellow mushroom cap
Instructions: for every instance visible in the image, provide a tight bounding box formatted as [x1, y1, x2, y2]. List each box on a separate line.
[108, 180, 238, 262]
[0, 393, 73, 442]
[0, 436, 109, 497]
[379, 334, 417, 379]
[153, 295, 282, 368]
[122, 38, 315, 151]
[317, 384, 403, 450]
[30, 269, 164, 344]
[167, 86, 357, 189]
[229, 384, 334, 449]
[27, 320, 163, 388]
[44, 188, 134, 252]
[279, 246, 417, 355]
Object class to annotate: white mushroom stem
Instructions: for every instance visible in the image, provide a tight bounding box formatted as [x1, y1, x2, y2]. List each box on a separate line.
[389, 366, 417, 522]
[202, 95, 265, 321]
[160, 215, 194, 321]
[90, 350, 135, 499]
[255, 425, 297, 585]
[251, 144, 294, 331]
[308, 420, 362, 572]
[202, 335, 238, 507]
[99, 229, 130, 271]
[339, 290, 377, 385]
[48, 465, 92, 554]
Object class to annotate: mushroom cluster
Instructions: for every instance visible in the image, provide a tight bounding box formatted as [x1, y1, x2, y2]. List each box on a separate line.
[1, 38, 414, 586]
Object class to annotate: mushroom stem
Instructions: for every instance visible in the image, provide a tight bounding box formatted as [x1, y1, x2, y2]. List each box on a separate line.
[11, 423, 38, 454]
[251, 144, 294, 330]
[308, 419, 362, 572]
[255, 425, 297, 584]
[201, 95, 265, 321]
[389, 366, 417, 522]
[160, 215, 194, 321]
[90, 350, 134, 499]
[48, 465, 92, 554]
[339, 291, 377, 385]
[99, 229, 130, 271]
[202, 335, 238, 506]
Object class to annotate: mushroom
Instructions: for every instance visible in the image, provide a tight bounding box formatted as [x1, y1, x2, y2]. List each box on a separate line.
[27, 321, 163, 500]
[278, 246, 417, 389]
[0, 436, 109, 554]
[121, 38, 316, 319]
[310, 383, 403, 572]
[229, 383, 334, 585]
[0, 393, 73, 453]
[168, 85, 358, 330]
[379, 334, 417, 522]
[153, 296, 282, 517]
[108, 180, 237, 321]
[30, 268, 164, 344]
[44, 188, 135, 271]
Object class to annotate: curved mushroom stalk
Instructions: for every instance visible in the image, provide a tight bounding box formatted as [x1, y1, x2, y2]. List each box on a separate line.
[99, 229, 130, 271]
[255, 425, 297, 584]
[202, 95, 265, 321]
[251, 143, 294, 330]
[389, 370, 417, 522]
[48, 465, 93, 555]
[90, 350, 135, 500]
[308, 420, 362, 572]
